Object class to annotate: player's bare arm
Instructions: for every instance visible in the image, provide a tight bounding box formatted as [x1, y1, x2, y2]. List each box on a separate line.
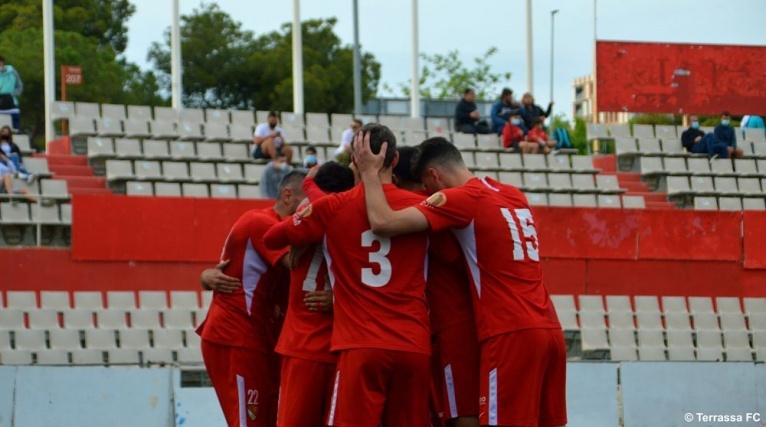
[199, 259, 241, 293]
[304, 289, 333, 312]
[353, 130, 429, 237]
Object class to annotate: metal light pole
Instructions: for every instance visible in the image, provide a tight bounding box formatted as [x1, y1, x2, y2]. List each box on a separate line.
[525, 0, 533, 94]
[549, 9, 559, 127]
[43, 0, 55, 142]
[352, 0, 362, 116]
[170, 0, 183, 109]
[410, 0, 420, 118]
[292, 0, 305, 114]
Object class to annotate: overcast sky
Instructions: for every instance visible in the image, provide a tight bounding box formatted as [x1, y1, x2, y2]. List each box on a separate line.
[122, 0, 766, 119]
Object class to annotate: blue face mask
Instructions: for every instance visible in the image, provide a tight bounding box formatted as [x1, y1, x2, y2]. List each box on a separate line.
[304, 155, 317, 167]
[722, 119, 730, 126]
[691, 121, 699, 129]
[512, 118, 522, 126]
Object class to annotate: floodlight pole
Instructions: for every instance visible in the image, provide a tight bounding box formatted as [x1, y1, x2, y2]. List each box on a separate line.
[352, 0, 362, 116]
[526, 0, 533, 94]
[550, 9, 559, 126]
[410, 0, 420, 118]
[171, 0, 183, 109]
[43, 0, 55, 143]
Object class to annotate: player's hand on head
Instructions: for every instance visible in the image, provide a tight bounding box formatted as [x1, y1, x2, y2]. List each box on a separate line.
[352, 130, 387, 177]
[304, 289, 333, 312]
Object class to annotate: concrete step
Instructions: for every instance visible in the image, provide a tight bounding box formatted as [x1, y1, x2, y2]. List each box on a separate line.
[54, 176, 107, 190]
[620, 181, 651, 193]
[615, 172, 643, 183]
[39, 154, 88, 167]
[48, 164, 94, 177]
[629, 192, 670, 204]
[645, 201, 677, 209]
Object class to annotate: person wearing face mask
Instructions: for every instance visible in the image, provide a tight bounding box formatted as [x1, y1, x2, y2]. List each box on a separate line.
[0, 56, 22, 130]
[253, 111, 294, 164]
[502, 110, 533, 153]
[681, 115, 729, 159]
[0, 126, 34, 184]
[714, 111, 744, 159]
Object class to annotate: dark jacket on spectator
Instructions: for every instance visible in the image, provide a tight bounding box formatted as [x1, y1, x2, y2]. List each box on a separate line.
[520, 103, 552, 130]
[680, 128, 705, 152]
[455, 99, 478, 128]
[714, 124, 737, 148]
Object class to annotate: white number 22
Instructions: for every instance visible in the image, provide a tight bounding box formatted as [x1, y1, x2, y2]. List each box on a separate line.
[361, 230, 392, 287]
[500, 208, 539, 261]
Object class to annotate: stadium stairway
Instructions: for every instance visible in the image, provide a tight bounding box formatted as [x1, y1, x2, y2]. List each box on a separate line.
[594, 154, 675, 209]
[41, 154, 112, 195]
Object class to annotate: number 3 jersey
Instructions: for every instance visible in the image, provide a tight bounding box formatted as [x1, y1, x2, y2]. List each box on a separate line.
[271, 184, 431, 356]
[415, 177, 561, 342]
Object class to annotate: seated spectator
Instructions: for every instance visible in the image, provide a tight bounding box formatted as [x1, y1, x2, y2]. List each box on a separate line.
[253, 111, 294, 164]
[526, 118, 557, 154]
[334, 118, 362, 165]
[303, 146, 320, 169]
[714, 111, 744, 159]
[681, 115, 728, 158]
[0, 126, 34, 183]
[490, 88, 520, 135]
[0, 56, 23, 130]
[0, 161, 37, 203]
[454, 88, 491, 134]
[502, 110, 528, 152]
[519, 92, 552, 131]
[259, 158, 295, 200]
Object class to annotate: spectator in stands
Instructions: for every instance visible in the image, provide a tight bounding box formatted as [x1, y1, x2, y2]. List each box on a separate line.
[0, 56, 22, 130]
[502, 110, 528, 152]
[526, 117, 556, 154]
[0, 163, 37, 203]
[260, 158, 295, 199]
[519, 92, 552, 131]
[303, 146, 320, 169]
[681, 115, 729, 159]
[334, 118, 362, 164]
[490, 88, 520, 135]
[454, 88, 491, 134]
[253, 111, 294, 164]
[0, 126, 34, 183]
[714, 111, 744, 159]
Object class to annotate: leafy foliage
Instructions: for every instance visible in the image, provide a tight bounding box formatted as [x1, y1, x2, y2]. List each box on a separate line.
[148, 5, 381, 113]
[551, 114, 588, 155]
[384, 47, 511, 100]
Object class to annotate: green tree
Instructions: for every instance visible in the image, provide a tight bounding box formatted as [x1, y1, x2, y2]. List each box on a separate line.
[384, 47, 511, 100]
[148, 5, 381, 113]
[551, 114, 588, 155]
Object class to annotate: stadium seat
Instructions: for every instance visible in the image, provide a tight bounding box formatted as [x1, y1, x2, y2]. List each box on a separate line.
[162, 310, 195, 330]
[719, 313, 747, 332]
[749, 314, 766, 332]
[581, 329, 609, 358]
[108, 349, 140, 365]
[664, 313, 693, 331]
[201, 292, 213, 308]
[632, 124, 655, 138]
[1, 350, 33, 365]
[130, 310, 162, 329]
[579, 312, 607, 330]
[96, 310, 127, 329]
[580, 295, 605, 313]
[162, 161, 191, 182]
[0, 330, 10, 350]
[548, 193, 572, 207]
[142, 140, 171, 160]
[152, 329, 184, 349]
[696, 330, 723, 350]
[85, 329, 117, 350]
[635, 312, 663, 330]
[50, 101, 75, 121]
[63, 310, 95, 330]
[114, 138, 143, 159]
[6, 291, 36, 309]
[608, 312, 635, 330]
[193, 308, 207, 327]
[204, 122, 230, 142]
[661, 296, 688, 313]
[571, 174, 597, 193]
[222, 144, 250, 162]
[238, 184, 260, 199]
[185, 331, 201, 348]
[689, 297, 714, 314]
[107, 291, 137, 310]
[126, 181, 153, 196]
[119, 329, 150, 349]
[155, 183, 182, 197]
[102, 104, 127, 121]
[34, 350, 72, 367]
[96, 118, 123, 137]
[634, 296, 660, 314]
[170, 291, 199, 309]
[169, 141, 197, 161]
[49, 329, 82, 350]
[134, 160, 163, 181]
[14, 330, 47, 351]
[744, 298, 766, 315]
[655, 125, 677, 139]
[216, 164, 245, 183]
[229, 124, 254, 143]
[637, 329, 664, 348]
[606, 296, 632, 313]
[190, 163, 217, 182]
[693, 313, 720, 331]
[142, 348, 174, 365]
[138, 291, 168, 310]
[610, 346, 638, 361]
[182, 183, 209, 198]
[123, 119, 152, 139]
[667, 346, 696, 361]
[28, 310, 60, 329]
[230, 110, 254, 126]
[71, 349, 105, 365]
[573, 194, 598, 208]
[87, 137, 115, 160]
[638, 346, 666, 361]
[551, 295, 576, 312]
[177, 348, 203, 364]
[0, 309, 24, 330]
[73, 292, 103, 310]
[716, 297, 742, 314]
[306, 112, 329, 128]
[211, 184, 238, 199]
[609, 329, 637, 348]
[586, 123, 609, 140]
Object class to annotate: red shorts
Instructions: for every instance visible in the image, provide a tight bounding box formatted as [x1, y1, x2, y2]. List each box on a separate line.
[201, 339, 275, 427]
[328, 348, 431, 427]
[433, 321, 480, 421]
[277, 356, 336, 427]
[479, 329, 567, 427]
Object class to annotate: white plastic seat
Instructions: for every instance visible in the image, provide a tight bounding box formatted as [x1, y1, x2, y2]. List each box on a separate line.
[185, 331, 201, 348]
[581, 329, 609, 352]
[607, 312, 635, 330]
[205, 109, 229, 124]
[85, 329, 117, 350]
[1, 350, 33, 365]
[573, 194, 598, 208]
[63, 310, 95, 330]
[551, 295, 576, 312]
[610, 346, 638, 361]
[715, 297, 742, 314]
[182, 183, 209, 198]
[719, 313, 747, 332]
[605, 296, 632, 313]
[177, 348, 203, 364]
[661, 296, 688, 313]
[664, 313, 693, 331]
[108, 349, 140, 365]
[119, 329, 150, 349]
[170, 291, 199, 309]
[105, 160, 134, 182]
[579, 312, 607, 330]
[193, 308, 207, 327]
[637, 346, 666, 361]
[49, 329, 82, 350]
[222, 144, 249, 162]
[749, 314, 766, 332]
[28, 310, 60, 329]
[634, 296, 660, 314]
[6, 291, 36, 309]
[201, 292, 213, 308]
[107, 291, 137, 310]
[635, 312, 663, 330]
[152, 329, 184, 349]
[73, 292, 103, 310]
[696, 347, 723, 362]
[138, 291, 168, 310]
[14, 330, 47, 351]
[693, 313, 720, 331]
[155, 182, 182, 197]
[96, 310, 127, 329]
[0, 309, 24, 329]
[696, 330, 723, 349]
[667, 330, 694, 348]
[126, 181, 153, 196]
[71, 349, 105, 365]
[579, 295, 605, 313]
[557, 311, 578, 331]
[688, 297, 714, 314]
[37, 349, 71, 365]
[609, 329, 636, 347]
[744, 298, 766, 315]
[142, 348, 174, 365]
[667, 347, 696, 361]
[0, 330, 10, 350]
[211, 184, 237, 199]
[725, 347, 753, 362]
[129, 310, 161, 329]
[238, 184, 260, 199]
[162, 310, 195, 330]
[216, 164, 244, 183]
[134, 160, 163, 181]
[637, 329, 665, 348]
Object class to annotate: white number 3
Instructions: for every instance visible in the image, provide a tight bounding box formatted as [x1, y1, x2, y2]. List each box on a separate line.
[361, 230, 392, 287]
[501, 208, 540, 262]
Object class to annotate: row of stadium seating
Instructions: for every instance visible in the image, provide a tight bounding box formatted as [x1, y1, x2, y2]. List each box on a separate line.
[588, 122, 766, 143]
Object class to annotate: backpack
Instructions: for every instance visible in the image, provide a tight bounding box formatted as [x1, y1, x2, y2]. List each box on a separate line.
[554, 127, 573, 149]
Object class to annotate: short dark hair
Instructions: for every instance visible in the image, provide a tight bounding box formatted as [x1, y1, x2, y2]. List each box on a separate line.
[413, 137, 464, 178]
[501, 88, 513, 98]
[305, 146, 317, 154]
[314, 162, 355, 194]
[722, 111, 731, 117]
[268, 111, 278, 118]
[532, 117, 544, 127]
[352, 123, 397, 168]
[278, 170, 308, 194]
[351, 118, 363, 126]
[393, 146, 420, 186]
[464, 88, 474, 95]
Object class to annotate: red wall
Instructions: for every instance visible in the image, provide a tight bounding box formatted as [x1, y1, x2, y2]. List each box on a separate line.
[596, 40, 766, 115]
[4, 194, 766, 297]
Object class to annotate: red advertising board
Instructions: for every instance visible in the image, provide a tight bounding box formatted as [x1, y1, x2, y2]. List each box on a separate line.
[596, 41, 766, 115]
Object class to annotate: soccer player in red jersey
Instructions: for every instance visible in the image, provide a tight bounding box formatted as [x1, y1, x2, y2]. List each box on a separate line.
[264, 124, 433, 427]
[197, 170, 307, 427]
[276, 162, 355, 427]
[393, 146, 480, 427]
[354, 136, 567, 427]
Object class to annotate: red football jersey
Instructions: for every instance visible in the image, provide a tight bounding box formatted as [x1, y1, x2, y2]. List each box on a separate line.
[275, 184, 431, 355]
[426, 230, 474, 334]
[275, 243, 335, 363]
[197, 207, 290, 352]
[415, 177, 560, 342]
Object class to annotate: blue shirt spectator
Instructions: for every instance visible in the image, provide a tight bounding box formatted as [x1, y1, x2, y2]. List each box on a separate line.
[490, 88, 520, 134]
[713, 110, 743, 158]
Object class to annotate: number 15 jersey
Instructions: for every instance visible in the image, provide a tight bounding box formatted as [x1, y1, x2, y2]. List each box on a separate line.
[272, 184, 431, 356]
[415, 177, 560, 342]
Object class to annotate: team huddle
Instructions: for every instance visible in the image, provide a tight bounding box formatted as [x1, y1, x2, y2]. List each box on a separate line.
[196, 123, 567, 427]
